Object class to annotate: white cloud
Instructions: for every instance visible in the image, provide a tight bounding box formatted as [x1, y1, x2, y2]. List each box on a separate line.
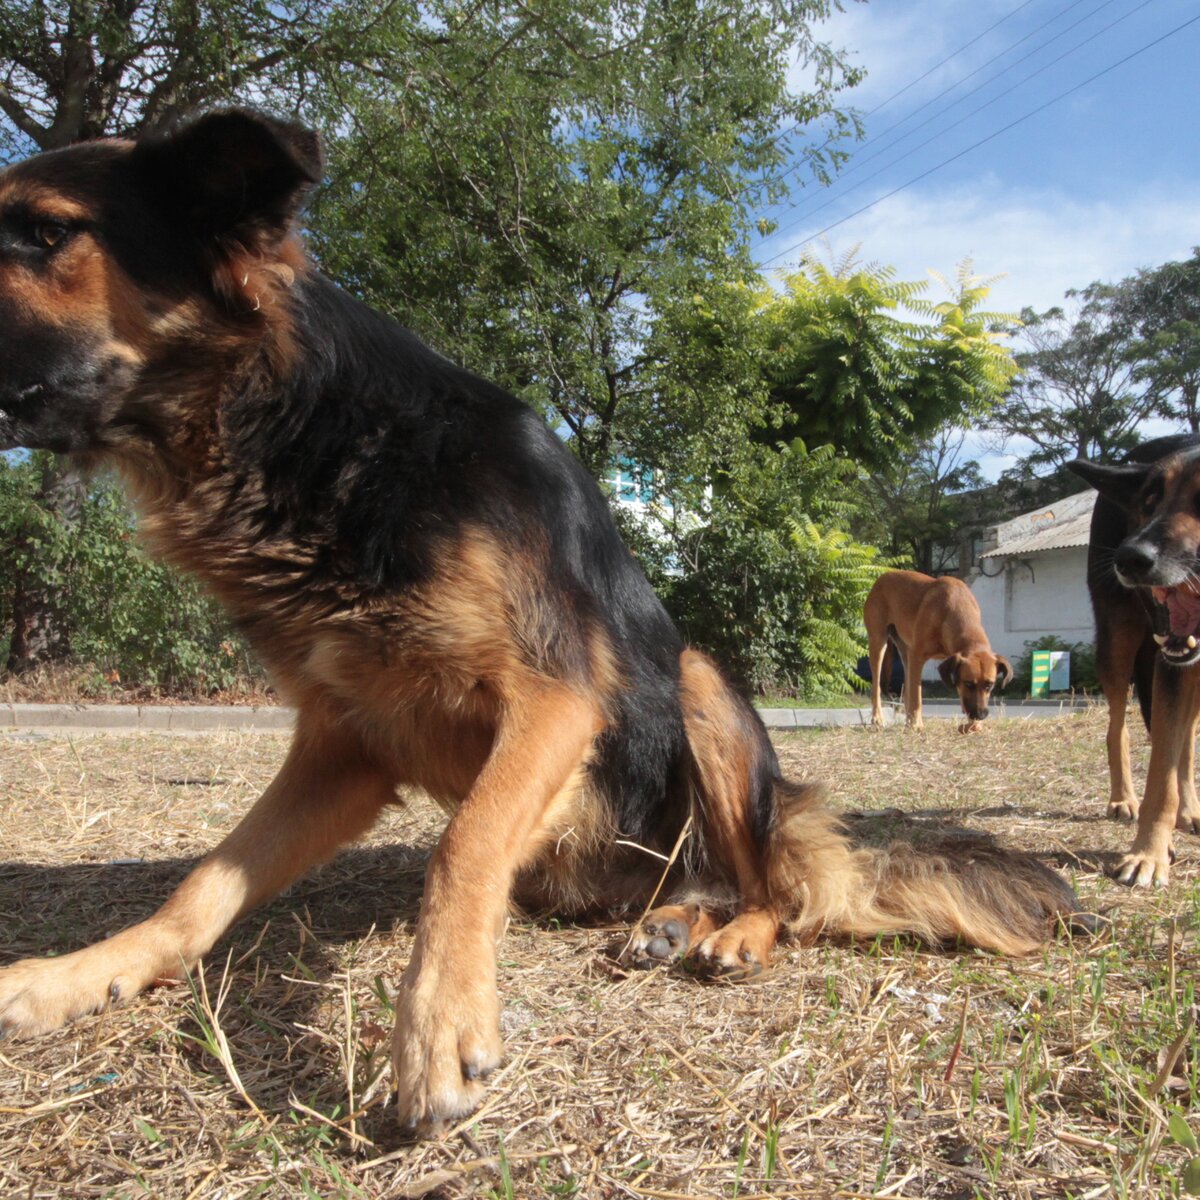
[794, 0, 1036, 116]
[758, 175, 1200, 316]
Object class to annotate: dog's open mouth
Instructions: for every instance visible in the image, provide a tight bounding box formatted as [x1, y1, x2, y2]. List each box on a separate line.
[1151, 584, 1200, 663]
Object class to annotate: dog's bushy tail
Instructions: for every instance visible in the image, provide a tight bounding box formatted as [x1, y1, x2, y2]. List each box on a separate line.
[765, 780, 1087, 955]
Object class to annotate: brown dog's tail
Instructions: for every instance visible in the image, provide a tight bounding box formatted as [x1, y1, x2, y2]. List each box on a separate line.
[764, 780, 1090, 954]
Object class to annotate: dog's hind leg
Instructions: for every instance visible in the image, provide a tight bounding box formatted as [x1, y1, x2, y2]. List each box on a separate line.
[1097, 600, 1151, 820]
[391, 680, 601, 1130]
[624, 649, 782, 977]
[1176, 709, 1200, 835]
[0, 710, 395, 1039]
[864, 600, 889, 726]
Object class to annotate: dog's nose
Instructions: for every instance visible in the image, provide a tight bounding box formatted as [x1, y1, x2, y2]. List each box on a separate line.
[1115, 541, 1156, 580]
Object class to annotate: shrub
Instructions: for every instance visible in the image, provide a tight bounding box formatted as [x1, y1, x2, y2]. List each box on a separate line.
[0, 455, 262, 694]
[660, 443, 890, 697]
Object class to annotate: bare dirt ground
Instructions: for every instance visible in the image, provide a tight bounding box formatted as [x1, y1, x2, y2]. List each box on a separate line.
[1, 711, 1198, 1199]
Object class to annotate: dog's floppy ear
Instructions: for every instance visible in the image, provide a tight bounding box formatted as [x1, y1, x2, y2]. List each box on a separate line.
[938, 655, 962, 688]
[133, 109, 323, 245]
[1067, 458, 1150, 508]
[994, 655, 1013, 690]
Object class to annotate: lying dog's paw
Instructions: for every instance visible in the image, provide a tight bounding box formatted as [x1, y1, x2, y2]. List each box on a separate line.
[621, 906, 698, 969]
[692, 929, 766, 979]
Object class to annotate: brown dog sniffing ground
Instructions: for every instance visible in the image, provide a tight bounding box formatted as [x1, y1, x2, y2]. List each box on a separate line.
[865, 570, 1012, 731]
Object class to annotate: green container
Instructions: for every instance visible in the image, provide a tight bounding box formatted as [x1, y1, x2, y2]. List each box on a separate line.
[1030, 650, 1052, 699]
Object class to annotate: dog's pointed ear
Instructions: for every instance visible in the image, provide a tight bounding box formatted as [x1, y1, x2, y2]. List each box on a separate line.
[133, 109, 323, 245]
[938, 655, 962, 688]
[1067, 458, 1150, 508]
[994, 655, 1013, 690]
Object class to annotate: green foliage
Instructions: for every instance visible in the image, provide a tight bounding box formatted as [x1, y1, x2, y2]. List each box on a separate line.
[992, 285, 1165, 480]
[307, 0, 862, 485]
[662, 443, 889, 696]
[0, 455, 257, 692]
[1124, 248, 1200, 433]
[759, 253, 1018, 472]
[854, 427, 987, 576]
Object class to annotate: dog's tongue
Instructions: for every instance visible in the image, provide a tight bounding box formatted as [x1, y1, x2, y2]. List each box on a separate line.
[1154, 585, 1200, 636]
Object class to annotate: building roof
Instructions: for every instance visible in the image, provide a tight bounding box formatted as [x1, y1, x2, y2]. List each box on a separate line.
[980, 489, 1095, 559]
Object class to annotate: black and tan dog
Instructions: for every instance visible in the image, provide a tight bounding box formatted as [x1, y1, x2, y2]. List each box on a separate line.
[865, 569, 1012, 730]
[0, 111, 1088, 1130]
[1071, 436, 1200, 887]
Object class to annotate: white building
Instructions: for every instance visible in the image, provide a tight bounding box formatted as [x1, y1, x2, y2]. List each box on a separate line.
[967, 489, 1096, 664]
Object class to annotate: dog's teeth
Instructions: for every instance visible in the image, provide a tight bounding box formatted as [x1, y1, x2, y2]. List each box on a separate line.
[1155, 633, 1169, 645]
[1189, 636, 1197, 650]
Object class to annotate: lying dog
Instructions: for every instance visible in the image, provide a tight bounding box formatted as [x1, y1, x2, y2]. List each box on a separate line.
[0, 110, 1086, 1130]
[1071, 437, 1200, 886]
[865, 570, 1012, 729]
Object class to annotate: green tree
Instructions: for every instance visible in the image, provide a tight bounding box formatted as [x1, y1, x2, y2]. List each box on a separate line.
[988, 286, 1162, 477]
[308, 0, 862, 492]
[855, 426, 987, 576]
[0, 0, 396, 155]
[758, 253, 1018, 472]
[1124, 249, 1200, 432]
[0, 455, 255, 691]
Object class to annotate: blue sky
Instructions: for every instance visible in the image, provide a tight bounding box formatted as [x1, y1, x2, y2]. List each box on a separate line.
[759, 0, 1200, 477]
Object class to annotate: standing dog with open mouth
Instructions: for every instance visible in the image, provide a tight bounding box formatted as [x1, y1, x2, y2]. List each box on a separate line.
[0, 110, 1090, 1131]
[1071, 437, 1200, 887]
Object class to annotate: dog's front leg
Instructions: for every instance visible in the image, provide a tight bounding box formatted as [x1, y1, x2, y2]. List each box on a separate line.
[1118, 667, 1200, 886]
[1175, 711, 1200, 834]
[392, 683, 598, 1131]
[0, 714, 393, 1037]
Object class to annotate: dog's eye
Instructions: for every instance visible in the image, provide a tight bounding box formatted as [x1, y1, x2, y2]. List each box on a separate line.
[31, 221, 69, 249]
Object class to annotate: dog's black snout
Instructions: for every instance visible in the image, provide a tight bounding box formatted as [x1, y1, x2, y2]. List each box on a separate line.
[1115, 540, 1156, 580]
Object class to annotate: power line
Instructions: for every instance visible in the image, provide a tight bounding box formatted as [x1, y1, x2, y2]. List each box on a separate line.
[775, 0, 1161, 233]
[862, 0, 1042, 118]
[757, 10, 1200, 268]
[779, 0, 1134, 223]
[761, 0, 1047, 183]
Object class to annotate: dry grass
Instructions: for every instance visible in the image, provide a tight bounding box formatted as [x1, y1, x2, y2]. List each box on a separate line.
[2, 713, 1199, 1199]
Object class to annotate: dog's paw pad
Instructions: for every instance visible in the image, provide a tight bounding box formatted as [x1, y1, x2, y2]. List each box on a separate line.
[621, 908, 696, 969]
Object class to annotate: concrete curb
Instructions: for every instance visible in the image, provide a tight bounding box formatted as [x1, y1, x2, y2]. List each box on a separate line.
[0, 700, 1094, 734]
[0, 703, 294, 732]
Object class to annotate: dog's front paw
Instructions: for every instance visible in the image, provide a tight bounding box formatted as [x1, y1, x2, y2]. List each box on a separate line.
[1176, 807, 1200, 835]
[391, 977, 502, 1132]
[0, 951, 125, 1038]
[1107, 800, 1139, 822]
[1114, 848, 1173, 888]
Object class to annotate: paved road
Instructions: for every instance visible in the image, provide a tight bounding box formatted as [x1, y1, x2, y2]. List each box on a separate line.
[0, 700, 1093, 733]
